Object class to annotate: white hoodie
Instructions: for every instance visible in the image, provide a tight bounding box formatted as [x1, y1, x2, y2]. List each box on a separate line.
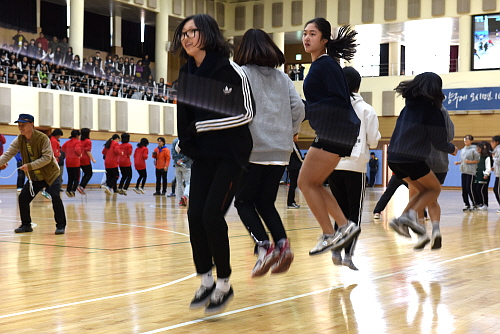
[336, 93, 381, 173]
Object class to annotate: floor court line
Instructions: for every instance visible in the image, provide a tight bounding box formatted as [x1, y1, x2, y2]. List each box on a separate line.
[140, 246, 500, 333]
[0, 273, 197, 320]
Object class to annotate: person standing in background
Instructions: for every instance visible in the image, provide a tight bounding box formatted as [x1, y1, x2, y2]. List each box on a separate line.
[171, 138, 192, 206]
[117, 133, 133, 195]
[287, 141, 303, 209]
[368, 152, 378, 187]
[454, 135, 480, 211]
[77, 128, 96, 194]
[152, 137, 170, 196]
[61, 130, 82, 197]
[133, 138, 149, 194]
[491, 136, 500, 213]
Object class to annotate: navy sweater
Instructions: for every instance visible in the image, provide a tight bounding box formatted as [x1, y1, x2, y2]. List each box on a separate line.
[388, 99, 455, 163]
[303, 55, 360, 151]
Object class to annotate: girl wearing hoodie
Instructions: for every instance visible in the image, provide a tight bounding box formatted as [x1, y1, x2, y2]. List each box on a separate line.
[454, 135, 480, 211]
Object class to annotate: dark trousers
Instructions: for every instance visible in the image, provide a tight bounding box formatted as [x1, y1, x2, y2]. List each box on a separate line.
[369, 169, 378, 187]
[119, 166, 132, 190]
[19, 177, 66, 229]
[235, 164, 287, 244]
[66, 166, 80, 192]
[171, 176, 176, 193]
[155, 168, 167, 193]
[474, 180, 489, 206]
[105, 167, 119, 191]
[373, 175, 408, 213]
[494, 177, 500, 207]
[328, 170, 366, 256]
[17, 160, 25, 188]
[287, 169, 300, 206]
[79, 164, 93, 188]
[188, 157, 245, 279]
[135, 169, 147, 189]
[461, 173, 476, 207]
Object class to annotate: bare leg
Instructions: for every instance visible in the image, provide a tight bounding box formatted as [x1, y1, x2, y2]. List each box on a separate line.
[403, 172, 441, 214]
[298, 147, 348, 235]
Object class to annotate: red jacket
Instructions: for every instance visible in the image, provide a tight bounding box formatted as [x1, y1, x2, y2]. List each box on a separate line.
[153, 146, 170, 169]
[61, 138, 82, 168]
[118, 143, 132, 167]
[134, 146, 149, 170]
[80, 138, 92, 166]
[50, 136, 61, 162]
[102, 140, 121, 169]
[0, 134, 5, 155]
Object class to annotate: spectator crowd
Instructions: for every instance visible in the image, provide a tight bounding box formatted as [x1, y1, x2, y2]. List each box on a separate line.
[1, 30, 177, 103]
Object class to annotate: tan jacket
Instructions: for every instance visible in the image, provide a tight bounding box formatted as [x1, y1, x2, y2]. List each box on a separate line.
[0, 129, 60, 185]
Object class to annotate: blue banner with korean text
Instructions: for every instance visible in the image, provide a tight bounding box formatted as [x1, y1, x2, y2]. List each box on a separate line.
[443, 87, 500, 111]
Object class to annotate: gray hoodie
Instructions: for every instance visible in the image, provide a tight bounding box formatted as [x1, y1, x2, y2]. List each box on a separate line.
[426, 107, 454, 173]
[459, 144, 480, 175]
[242, 65, 305, 163]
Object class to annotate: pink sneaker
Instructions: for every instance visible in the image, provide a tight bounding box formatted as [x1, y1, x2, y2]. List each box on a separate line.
[271, 239, 294, 274]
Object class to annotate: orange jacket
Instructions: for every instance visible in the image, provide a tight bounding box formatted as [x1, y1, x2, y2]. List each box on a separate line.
[153, 146, 170, 169]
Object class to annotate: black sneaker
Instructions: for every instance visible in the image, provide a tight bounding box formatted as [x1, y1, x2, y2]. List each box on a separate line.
[55, 228, 65, 235]
[153, 192, 162, 196]
[189, 284, 215, 309]
[205, 287, 234, 314]
[15, 225, 33, 233]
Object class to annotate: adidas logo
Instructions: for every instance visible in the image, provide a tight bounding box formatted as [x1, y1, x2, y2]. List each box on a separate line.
[223, 86, 232, 94]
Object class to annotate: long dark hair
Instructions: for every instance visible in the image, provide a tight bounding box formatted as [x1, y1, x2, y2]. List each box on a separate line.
[171, 14, 233, 59]
[479, 141, 493, 158]
[234, 29, 285, 68]
[81, 127, 90, 141]
[104, 134, 120, 149]
[137, 138, 149, 148]
[304, 18, 357, 61]
[394, 72, 445, 108]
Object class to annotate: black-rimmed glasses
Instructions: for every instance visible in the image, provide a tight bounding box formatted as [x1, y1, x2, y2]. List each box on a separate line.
[180, 29, 200, 40]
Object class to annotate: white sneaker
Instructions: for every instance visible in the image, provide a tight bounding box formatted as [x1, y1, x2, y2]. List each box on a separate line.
[373, 213, 381, 219]
[331, 250, 342, 266]
[309, 234, 339, 255]
[140, 188, 146, 194]
[431, 228, 442, 250]
[331, 222, 361, 252]
[389, 217, 411, 238]
[414, 233, 430, 250]
[133, 188, 141, 194]
[399, 212, 426, 235]
[104, 186, 113, 195]
[478, 205, 488, 211]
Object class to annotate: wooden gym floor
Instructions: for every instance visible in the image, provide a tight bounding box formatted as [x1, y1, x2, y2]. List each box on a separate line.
[1, 185, 500, 334]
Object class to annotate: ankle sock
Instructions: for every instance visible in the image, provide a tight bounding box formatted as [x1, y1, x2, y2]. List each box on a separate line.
[216, 277, 230, 293]
[201, 271, 214, 288]
[432, 221, 440, 231]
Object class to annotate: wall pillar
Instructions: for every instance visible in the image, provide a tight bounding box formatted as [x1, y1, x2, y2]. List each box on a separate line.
[69, 0, 85, 59]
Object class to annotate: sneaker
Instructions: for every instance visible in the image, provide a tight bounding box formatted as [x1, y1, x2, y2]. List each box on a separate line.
[122, 189, 127, 196]
[373, 213, 381, 219]
[133, 188, 141, 194]
[431, 228, 442, 250]
[414, 234, 430, 250]
[252, 242, 280, 277]
[17, 188, 22, 192]
[497, 209, 500, 214]
[287, 203, 300, 209]
[41, 190, 52, 200]
[55, 228, 65, 235]
[330, 222, 361, 252]
[331, 250, 342, 266]
[389, 217, 411, 238]
[399, 212, 426, 235]
[140, 188, 146, 194]
[342, 256, 359, 271]
[153, 192, 161, 196]
[15, 225, 33, 233]
[117, 188, 124, 195]
[65, 191, 73, 198]
[189, 284, 216, 309]
[205, 287, 234, 314]
[478, 205, 488, 211]
[180, 195, 188, 207]
[104, 186, 113, 195]
[167, 192, 176, 197]
[309, 234, 338, 255]
[161, 192, 166, 196]
[271, 239, 294, 274]
[463, 205, 471, 211]
[76, 186, 85, 195]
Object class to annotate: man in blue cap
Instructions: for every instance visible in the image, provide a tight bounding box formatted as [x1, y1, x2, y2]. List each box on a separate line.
[0, 114, 66, 234]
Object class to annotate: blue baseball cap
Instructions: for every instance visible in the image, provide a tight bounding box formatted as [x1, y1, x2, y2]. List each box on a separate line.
[14, 114, 34, 123]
